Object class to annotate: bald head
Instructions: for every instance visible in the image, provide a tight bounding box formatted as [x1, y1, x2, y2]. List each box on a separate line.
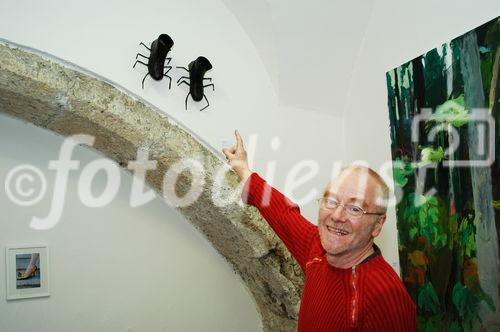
[325, 165, 389, 213]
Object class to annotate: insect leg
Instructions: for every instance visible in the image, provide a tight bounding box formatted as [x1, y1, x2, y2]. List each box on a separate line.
[141, 73, 150, 89]
[203, 83, 215, 91]
[136, 53, 149, 60]
[185, 92, 191, 110]
[200, 95, 210, 111]
[164, 75, 172, 89]
[176, 66, 189, 72]
[165, 58, 172, 65]
[139, 42, 151, 51]
[163, 66, 173, 89]
[203, 77, 212, 81]
[178, 80, 190, 87]
[177, 76, 189, 84]
[133, 60, 148, 68]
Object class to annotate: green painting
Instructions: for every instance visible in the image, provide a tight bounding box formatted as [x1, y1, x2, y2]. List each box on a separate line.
[385, 17, 499, 331]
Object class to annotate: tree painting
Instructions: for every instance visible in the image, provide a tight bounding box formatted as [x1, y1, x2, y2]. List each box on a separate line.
[386, 17, 499, 331]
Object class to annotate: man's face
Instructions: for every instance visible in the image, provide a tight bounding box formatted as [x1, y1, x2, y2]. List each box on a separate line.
[318, 169, 386, 257]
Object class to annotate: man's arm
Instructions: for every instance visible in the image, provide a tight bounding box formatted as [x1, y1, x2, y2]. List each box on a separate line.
[223, 130, 317, 270]
[242, 172, 317, 269]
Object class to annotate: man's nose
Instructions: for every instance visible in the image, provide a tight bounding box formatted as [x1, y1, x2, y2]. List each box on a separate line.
[331, 204, 348, 222]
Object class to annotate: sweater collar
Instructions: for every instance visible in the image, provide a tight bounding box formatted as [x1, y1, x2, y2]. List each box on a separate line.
[323, 244, 382, 271]
[360, 244, 381, 265]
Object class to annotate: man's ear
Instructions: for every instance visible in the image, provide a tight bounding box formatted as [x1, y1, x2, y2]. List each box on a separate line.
[371, 214, 386, 238]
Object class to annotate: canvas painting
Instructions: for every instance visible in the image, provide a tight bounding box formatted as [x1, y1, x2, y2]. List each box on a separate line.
[385, 17, 499, 331]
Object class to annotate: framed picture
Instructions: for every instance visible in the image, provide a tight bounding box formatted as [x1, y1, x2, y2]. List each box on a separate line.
[5, 245, 50, 300]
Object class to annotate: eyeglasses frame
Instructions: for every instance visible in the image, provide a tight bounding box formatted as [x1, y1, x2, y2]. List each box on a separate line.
[317, 197, 385, 218]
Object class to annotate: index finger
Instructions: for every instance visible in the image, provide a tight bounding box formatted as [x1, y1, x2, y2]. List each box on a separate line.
[235, 130, 244, 150]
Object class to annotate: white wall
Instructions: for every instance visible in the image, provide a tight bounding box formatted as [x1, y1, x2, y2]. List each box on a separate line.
[0, 0, 346, 218]
[0, 114, 262, 332]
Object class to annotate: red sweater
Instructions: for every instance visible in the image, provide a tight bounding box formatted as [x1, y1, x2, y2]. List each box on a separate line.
[243, 173, 417, 332]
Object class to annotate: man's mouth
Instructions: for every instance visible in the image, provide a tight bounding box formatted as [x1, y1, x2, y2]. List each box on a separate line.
[326, 226, 349, 236]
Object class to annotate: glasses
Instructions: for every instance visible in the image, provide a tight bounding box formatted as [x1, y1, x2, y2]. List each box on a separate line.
[317, 197, 384, 218]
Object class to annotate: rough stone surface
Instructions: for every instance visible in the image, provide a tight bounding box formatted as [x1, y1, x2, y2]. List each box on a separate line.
[0, 43, 304, 331]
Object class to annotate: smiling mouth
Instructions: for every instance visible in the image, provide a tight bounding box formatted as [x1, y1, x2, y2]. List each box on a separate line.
[327, 226, 349, 236]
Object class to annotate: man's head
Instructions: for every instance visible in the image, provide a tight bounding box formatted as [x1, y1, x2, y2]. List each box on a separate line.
[317, 166, 389, 259]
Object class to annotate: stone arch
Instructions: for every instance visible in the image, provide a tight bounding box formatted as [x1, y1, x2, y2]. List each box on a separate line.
[0, 42, 303, 331]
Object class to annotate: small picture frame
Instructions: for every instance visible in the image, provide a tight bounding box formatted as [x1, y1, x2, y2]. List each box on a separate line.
[5, 245, 50, 300]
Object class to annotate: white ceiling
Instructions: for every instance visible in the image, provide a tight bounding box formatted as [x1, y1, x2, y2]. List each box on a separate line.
[221, 0, 375, 115]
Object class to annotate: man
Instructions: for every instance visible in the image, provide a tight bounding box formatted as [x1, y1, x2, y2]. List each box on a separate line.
[223, 131, 417, 331]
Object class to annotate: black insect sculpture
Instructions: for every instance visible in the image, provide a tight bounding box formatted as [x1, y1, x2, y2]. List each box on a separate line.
[133, 34, 174, 89]
[177, 56, 214, 111]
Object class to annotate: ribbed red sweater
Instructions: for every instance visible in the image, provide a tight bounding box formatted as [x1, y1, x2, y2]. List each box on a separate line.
[243, 173, 417, 331]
